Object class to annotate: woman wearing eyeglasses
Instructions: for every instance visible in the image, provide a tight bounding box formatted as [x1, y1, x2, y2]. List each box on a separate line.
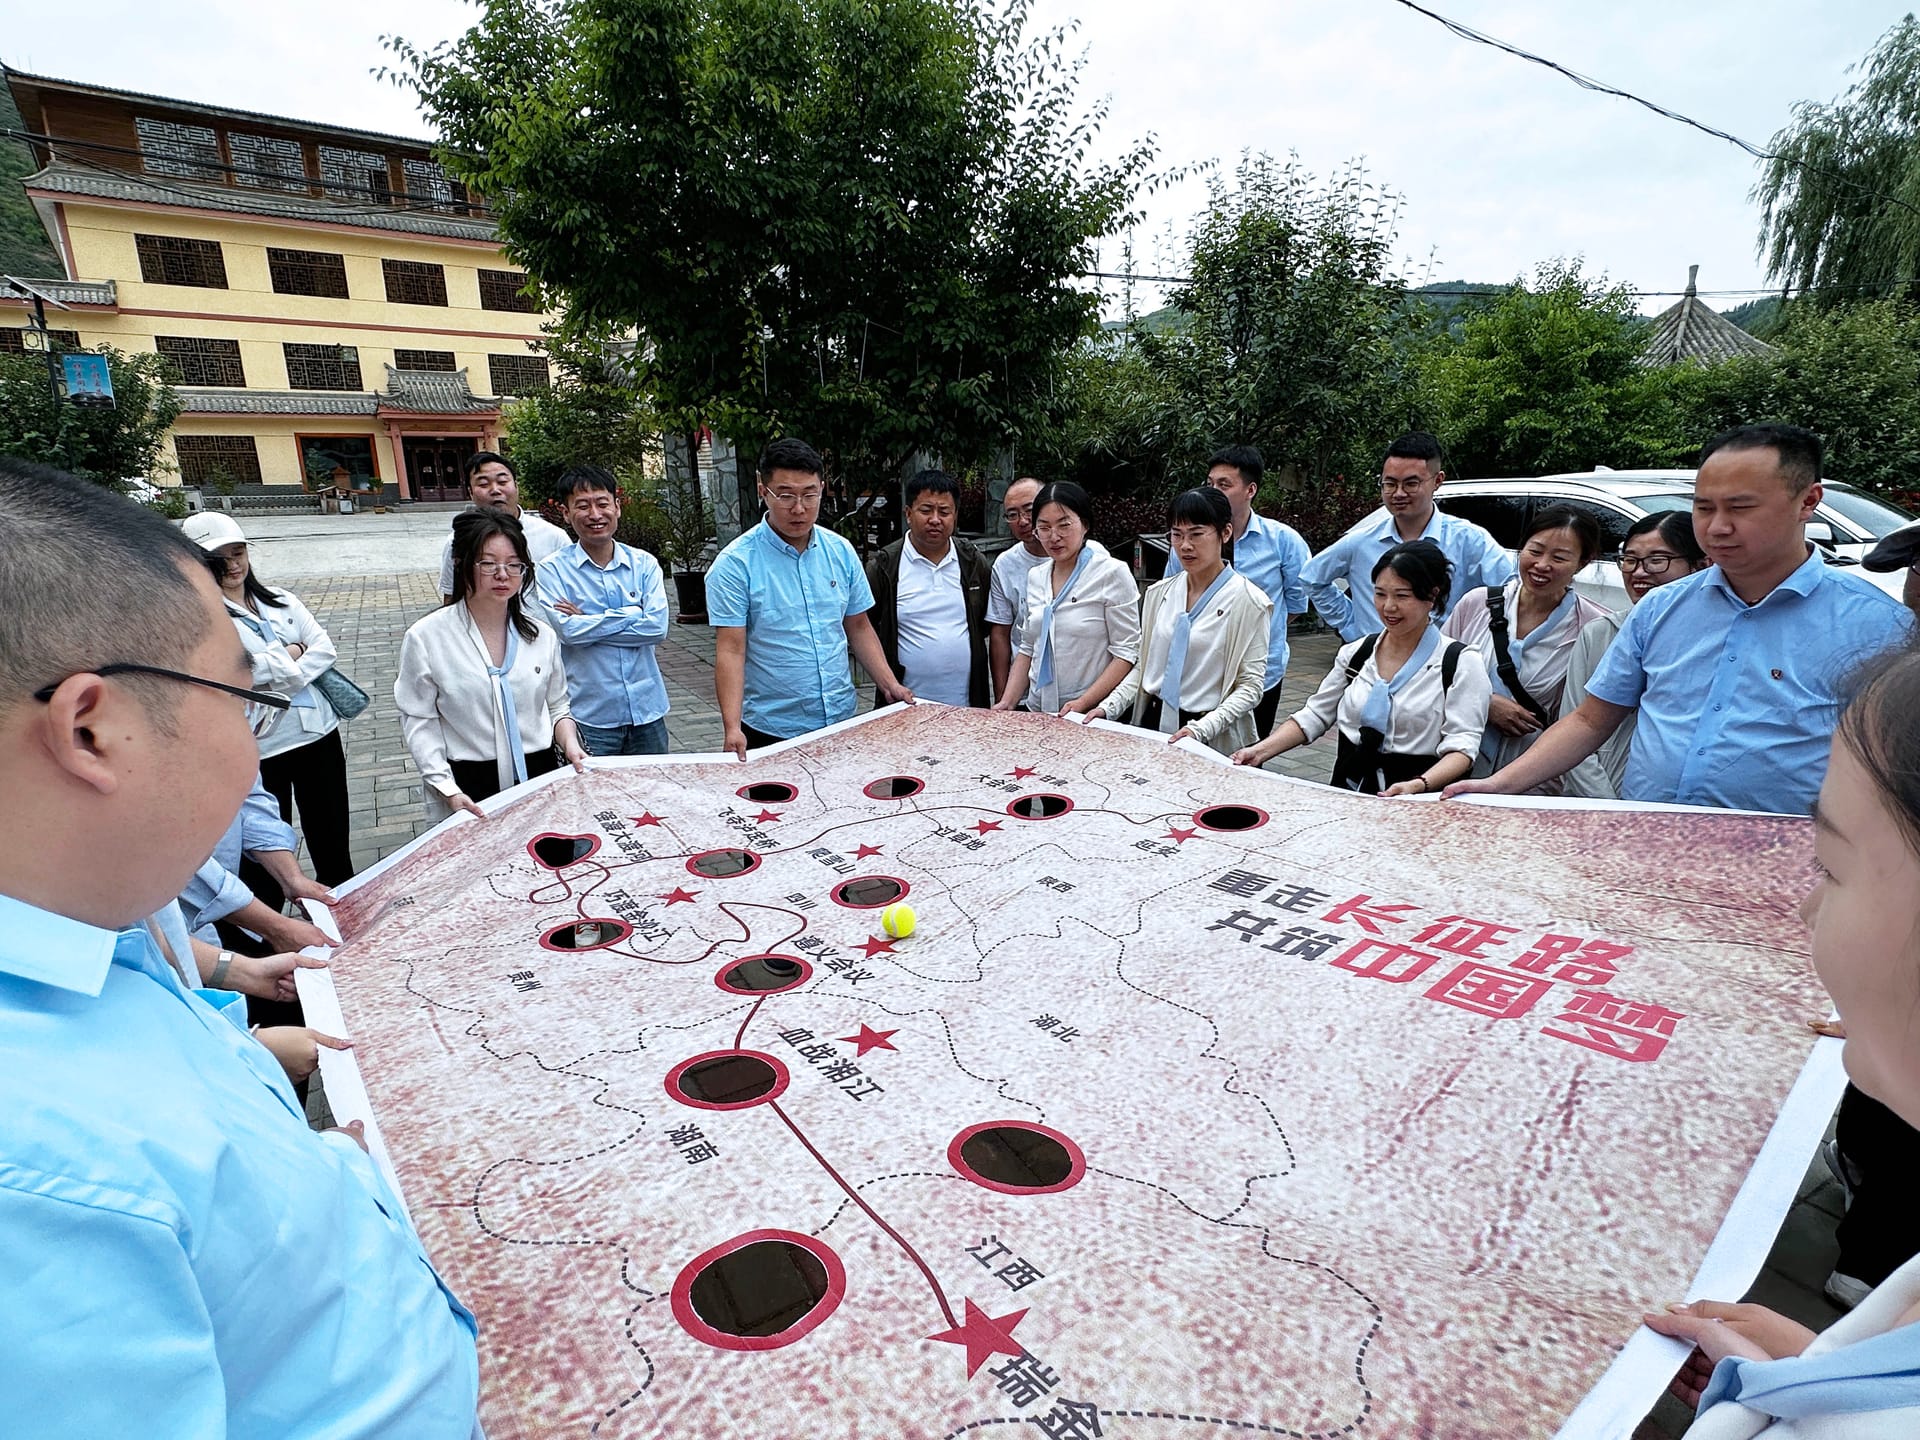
[1097, 487, 1271, 753]
[1560, 512, 1709, 799]
[181, 512, 355, 886]
[396, 508, 587, 821]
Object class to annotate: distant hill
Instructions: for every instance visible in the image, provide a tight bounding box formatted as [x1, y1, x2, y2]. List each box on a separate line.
[1401, 280, 1508, 338]
[1101, 305, 1185, 336]
[0, 83, 61, 277]
[1723, 295, 1786, 339]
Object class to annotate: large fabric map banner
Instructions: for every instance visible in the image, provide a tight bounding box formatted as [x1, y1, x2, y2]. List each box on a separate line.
[302, 705, 1840, 1439]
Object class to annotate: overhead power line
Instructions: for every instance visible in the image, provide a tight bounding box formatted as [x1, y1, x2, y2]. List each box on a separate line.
[1383, 0, 1920, 221]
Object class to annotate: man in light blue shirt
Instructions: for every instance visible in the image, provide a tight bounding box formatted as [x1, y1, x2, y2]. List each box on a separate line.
[541, 464, 672, 755]
[1301, 431, 1515, 640]
[0, 457, 479, 1437]
[709, 437, 913, 756]
[1162, 445, 1311, 736]
[1447, 424, 1913, 814]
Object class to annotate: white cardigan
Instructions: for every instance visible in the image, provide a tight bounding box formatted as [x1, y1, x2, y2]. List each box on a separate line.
[395, 603, 571, 808]
[1101, 571, 1271, 752]
[1014, 541, 1142, 713]
[227, 590, 341, 759]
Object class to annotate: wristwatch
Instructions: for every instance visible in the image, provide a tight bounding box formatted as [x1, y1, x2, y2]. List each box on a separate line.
[209, 950, 236, 988]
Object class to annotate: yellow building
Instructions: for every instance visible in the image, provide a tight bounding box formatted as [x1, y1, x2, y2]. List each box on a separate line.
[2, 67, 555, 502]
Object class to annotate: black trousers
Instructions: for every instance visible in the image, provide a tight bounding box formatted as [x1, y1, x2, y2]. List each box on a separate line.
[1250, 682, 1284, 741]
[742, 722, 794, 751]
[259, 729, 355, 887]
[1330, 731, 1438, 796]
[1834, 1083, 1920, 1285]
[449, 747, 561, 803]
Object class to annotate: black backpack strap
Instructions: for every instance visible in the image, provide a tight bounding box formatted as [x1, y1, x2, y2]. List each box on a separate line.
[1484, 588, 1552, 725]
[1343, 632, 1380, 686]
[1440, 640, 1464, 691]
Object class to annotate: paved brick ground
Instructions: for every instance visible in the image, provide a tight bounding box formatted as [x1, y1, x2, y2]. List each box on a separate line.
[293, 571, 1843, 1433]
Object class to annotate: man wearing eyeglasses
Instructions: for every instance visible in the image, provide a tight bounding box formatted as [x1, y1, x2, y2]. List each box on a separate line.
[1301, 431, 1515, 641]
[987, 476, 1049, 703]
[708, 438, 914, 758]
[0, 459, 479, 1435]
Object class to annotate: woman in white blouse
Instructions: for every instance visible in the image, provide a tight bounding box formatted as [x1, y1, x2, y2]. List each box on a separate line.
[181, 512, 355, 885]
[1232, 540, 1492, 796]
[1098, 487, 1271, 753]
[396, 509, 587, 820]
[1442, 507, 1611, 790]
[992, 481, 1140, 717]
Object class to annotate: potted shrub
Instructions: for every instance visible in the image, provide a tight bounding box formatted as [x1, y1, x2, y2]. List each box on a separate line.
[633, 466, 713, 623]
[205, 464, 239, 512]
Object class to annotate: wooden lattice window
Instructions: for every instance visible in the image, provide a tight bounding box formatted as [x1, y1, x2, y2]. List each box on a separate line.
[284, 342, 363, 391]
[0, 327, 82, 354]
[135, 234, 228, 289]
[155, 336, 246, 387]
[477, 268, 539, 313]
[267, 248, 350, 299]
[394, 348, 456, 371]
[318, 144, 391, 203]
[402, 157, 468, 213]
[488, 352, 550, 396]
[229, 133, 308, 192]
[174, 435, 263, 487]
[382, 258, 447, 306]
[135, 117, 222, 181]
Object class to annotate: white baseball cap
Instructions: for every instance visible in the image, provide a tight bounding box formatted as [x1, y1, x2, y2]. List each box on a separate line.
[180, 511, 249, 551]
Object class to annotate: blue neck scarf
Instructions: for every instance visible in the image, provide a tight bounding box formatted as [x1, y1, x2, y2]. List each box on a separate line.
[1480, 580, 1578, 762]
[485, 623, 528, 785]
[1156, 565, 1237, 717]
[1358, 621, 1441, 735]
[1031, 544, 1094, 692]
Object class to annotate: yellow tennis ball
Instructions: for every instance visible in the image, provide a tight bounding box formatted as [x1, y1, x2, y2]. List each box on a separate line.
[881, 903, 917, 939]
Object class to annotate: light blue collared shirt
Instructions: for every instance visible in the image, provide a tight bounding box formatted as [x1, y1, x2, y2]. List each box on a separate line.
[1586, 550, 1914, 813]
[0, 892, 478, 1438]
[706, 519, 875, 739]
[1301, 506, 1517, 641]
[1164, 511, 1310, 687]
[540, 541, 671, 729]
[176, 775, 297, 939]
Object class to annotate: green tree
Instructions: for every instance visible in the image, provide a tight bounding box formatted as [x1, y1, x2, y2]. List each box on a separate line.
[387, 0, 1153, 483]
[1693, 299, 1920, 504]
[1756, 16, 1920, 303]
[1142, 153, 1415, 496]
[1416, 260, 1702, 478]
[0, 84, 62, 277]
[0, 345, 180, 483]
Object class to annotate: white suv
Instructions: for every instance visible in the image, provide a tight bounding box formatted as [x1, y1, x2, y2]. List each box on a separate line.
[1433, 469, 1913, 609]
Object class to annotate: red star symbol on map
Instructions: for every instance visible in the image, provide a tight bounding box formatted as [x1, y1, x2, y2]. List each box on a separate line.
[1008, 765, 1037, 779]
[971, 820, 1003, 834]
[753, 809, 784, 823]
[854, 935, 898, 958]
[851, 843, 884, 860]
[838, 1024, 899, 1056]
[1164, 826, 1198, 843]
[927, 1299, 1029, 1377]
[658, 887, 699, 905]
[632, 812, 664, 827]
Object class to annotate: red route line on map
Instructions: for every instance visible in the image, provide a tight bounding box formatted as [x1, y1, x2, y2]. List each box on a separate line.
[732, 994, 767, 1050]
[767, 1097, 958, 1330]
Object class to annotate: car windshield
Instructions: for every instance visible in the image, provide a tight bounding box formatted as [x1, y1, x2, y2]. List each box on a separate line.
[1819, 484, 1916, 539]
[1637, 493, 1693, 514]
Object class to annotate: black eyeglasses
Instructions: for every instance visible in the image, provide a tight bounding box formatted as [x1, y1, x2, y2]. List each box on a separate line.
[33, 663, 293, 738]
[1620, 553, 1683, 575]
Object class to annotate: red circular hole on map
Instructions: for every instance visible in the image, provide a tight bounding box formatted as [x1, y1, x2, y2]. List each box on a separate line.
[1192, 804, 1269, 833]
[671, 1229, 846, 1351]
[1006, 793, 1073, 820]
[830, 875, 910, 909]
[948, 1120, 1086, 1195]
[537, 917, 633, 951]
[665, 1050, 791, 1110]
[863, 775, 925, 800]
[686, 847, 761, 879]
[715, 955, 814, 994]
[736, 781, 799, 804]
[527, 832, 602, 868]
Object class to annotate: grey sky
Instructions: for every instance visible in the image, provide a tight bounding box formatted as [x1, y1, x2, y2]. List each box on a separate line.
[5, 1, 1908, 314]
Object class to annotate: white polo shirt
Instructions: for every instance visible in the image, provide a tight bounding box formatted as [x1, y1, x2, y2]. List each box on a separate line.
[896, 541, 973, 706]
[988, 541, 1050, 634]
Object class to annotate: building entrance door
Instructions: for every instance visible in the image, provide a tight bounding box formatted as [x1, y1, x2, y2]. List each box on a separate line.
[405, 438, 478, 502]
